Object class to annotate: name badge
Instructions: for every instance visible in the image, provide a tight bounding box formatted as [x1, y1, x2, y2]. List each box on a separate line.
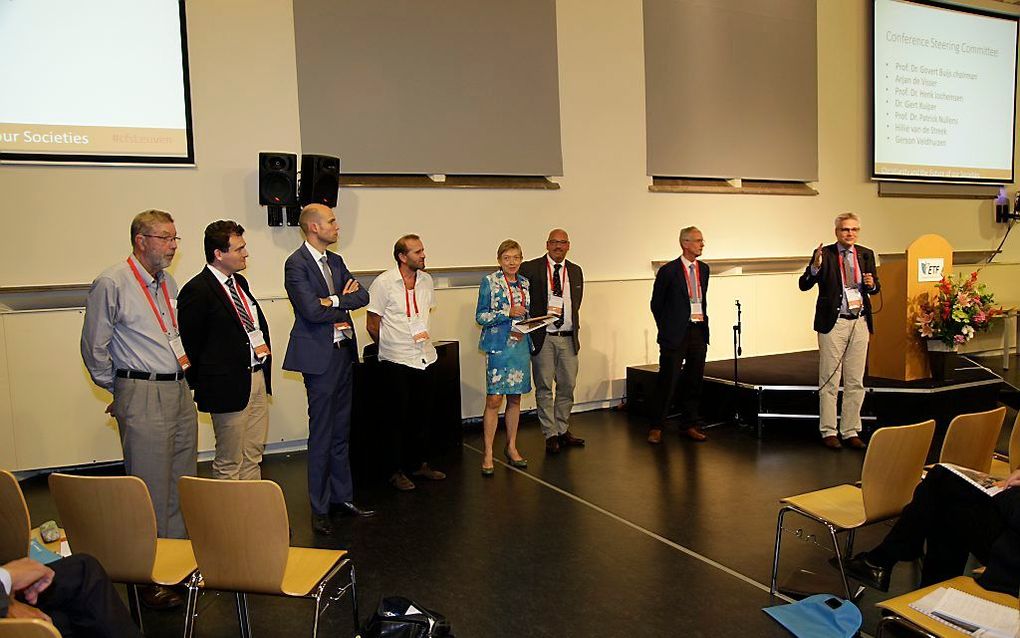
[168, 335, 191, 370]
[248, 329, 271, 359]
[409, 316, 430, 344]
[548, 294, 564, 317]
[690, 302, 704, 322]
[846, 288, 863, 311]
[334, 322, 353, 342]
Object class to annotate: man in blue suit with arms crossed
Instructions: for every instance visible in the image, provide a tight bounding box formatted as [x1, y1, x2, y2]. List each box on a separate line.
[284, 203, 374, 535]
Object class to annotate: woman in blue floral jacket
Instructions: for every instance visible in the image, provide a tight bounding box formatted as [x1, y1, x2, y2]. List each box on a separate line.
[475, 239, 532, 475]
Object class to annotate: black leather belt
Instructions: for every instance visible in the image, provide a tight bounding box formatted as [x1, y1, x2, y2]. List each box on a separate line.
[839, 314, 861, 320]
[548, 331, 574, 337]
[116, 369, 185, 381]
[250, 363, 263, 373]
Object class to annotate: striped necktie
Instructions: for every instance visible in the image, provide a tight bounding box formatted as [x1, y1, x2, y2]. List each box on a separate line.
[225, 277, 256, 332]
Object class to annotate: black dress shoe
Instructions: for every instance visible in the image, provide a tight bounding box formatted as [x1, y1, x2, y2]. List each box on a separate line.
[560, 431, 585, 447]
[337, 501, 377, 518]
[311, 513, 333, 535]
[139, 584, 184, 610]
[545, 436, 561, 454]
[840, 553, 891, 592]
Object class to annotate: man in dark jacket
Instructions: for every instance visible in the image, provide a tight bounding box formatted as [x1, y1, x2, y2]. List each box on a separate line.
[648, 226, 710, 444]
[844, 465, 1020, 596]
[799, 212, 880, 450]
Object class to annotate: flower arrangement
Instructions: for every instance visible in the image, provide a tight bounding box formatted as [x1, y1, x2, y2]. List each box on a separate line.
[915, 271, 1002, 347]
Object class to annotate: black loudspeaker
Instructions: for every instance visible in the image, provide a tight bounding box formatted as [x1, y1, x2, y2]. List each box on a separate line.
[258, 152, 298, 206]
[299, 154, 340, 208]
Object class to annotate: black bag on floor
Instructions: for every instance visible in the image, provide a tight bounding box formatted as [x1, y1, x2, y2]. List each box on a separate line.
[362, 596, 453, 638]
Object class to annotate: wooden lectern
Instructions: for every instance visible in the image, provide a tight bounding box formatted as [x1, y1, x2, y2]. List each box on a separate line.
[868, 234, 953, 381]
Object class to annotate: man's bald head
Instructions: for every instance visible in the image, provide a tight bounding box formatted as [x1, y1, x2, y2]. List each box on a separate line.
[299, 204, 339, 250]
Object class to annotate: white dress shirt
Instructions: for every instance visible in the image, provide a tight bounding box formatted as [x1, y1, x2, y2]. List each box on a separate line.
[0, 566, 11, 597]
[206, 264, 263, 366]
[304, 242, 340, 308]
[545, 255, 573, 332]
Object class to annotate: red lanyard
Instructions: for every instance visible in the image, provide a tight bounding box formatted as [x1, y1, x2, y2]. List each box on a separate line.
[127, 257, 177, 334]
[503, 273, 526, 306]
[546, 259, 567, 292]
[404, 277, 419, 318]
[681, 260, 702, 302]
[839, 246, 861, 288]
[226, 278, 256, 328]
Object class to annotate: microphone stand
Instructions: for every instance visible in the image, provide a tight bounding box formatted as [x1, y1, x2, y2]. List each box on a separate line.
[731, 299, 747, 427]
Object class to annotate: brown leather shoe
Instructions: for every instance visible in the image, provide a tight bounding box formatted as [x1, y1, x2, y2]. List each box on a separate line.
[683, 426, 708, 442]
[545, 436, 560, 454]
[560, 431, 585, 447]
[647, 429, 663, 444]
[139, 584, 184, 610]
[412, 463, 446, 480]
[842, 436, 867, 450]
[822, 435, 842, 450]
[389, 472, 416, 491]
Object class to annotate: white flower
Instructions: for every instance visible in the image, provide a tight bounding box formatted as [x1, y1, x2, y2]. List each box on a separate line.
[507, 370, 524, 385]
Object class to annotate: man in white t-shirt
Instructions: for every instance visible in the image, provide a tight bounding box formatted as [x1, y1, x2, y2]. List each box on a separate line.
[366, 234, 447, 491]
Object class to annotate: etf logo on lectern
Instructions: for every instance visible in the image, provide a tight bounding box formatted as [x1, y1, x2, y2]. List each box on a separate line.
[917, 258, 944, 282]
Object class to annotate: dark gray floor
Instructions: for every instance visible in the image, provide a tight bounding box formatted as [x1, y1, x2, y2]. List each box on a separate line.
[18, 365, 1018, 637]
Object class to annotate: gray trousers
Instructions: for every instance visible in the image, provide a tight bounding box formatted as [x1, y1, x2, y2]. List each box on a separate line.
[817, 316, 870, 438]
[210, 372, 269, 480]
[531, 335, 579, 439]
[113, 377, 198, 538]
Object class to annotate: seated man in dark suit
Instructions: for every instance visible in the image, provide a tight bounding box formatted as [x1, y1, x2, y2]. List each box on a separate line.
[843, 465, 1020, 595]
[1, 555, 141, 637]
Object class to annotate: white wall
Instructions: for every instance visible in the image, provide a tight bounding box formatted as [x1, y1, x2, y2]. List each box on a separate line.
[1, 0, 1019, 470]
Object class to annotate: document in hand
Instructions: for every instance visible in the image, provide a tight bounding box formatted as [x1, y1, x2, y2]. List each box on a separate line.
[510, 315, 557, 334]
[938, 463, 1004, 497]
[908, 587, 1017, 637]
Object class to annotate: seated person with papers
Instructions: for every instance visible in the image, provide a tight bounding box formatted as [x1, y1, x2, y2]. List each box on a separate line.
[842, 464, 1020, 595]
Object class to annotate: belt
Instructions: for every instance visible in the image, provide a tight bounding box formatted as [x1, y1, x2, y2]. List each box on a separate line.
[116, 369, 185, 381]
[250, 363, 264, 373]
[548, 330, 574, 337]
[839, 313, 861, 320]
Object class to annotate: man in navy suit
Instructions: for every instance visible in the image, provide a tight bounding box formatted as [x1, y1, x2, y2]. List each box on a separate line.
[178, 220, 272, 481]
[648, 226, 710, 444]
[283, 204, 373, 535]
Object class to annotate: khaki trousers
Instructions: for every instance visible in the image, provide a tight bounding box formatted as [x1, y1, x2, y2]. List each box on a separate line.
[817, 316, 870, 438]
[210, 372, 269, 480]
[531, 334, 579, 438]
[113, 377, 198, 539]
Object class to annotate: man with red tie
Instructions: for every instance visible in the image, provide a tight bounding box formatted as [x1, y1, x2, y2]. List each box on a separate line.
[648, 226, 710, 444]
[799, 212, 880, 450]
[178, 220, 272, 480]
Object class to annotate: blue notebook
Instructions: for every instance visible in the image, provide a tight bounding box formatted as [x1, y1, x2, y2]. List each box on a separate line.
[29, 539, 63, 565]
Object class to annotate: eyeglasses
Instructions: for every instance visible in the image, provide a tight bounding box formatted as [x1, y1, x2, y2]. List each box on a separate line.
[547, 240, 570, 245]
[838, 227, 860, 233]
[142, 234, 181, 243]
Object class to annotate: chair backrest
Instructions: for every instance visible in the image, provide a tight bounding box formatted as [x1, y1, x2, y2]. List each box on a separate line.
[0, 470, 30, 564]
[178, 477, 290, 595]
[861, 420, 935, 522]
[0, 619, 62, 638]
[47, 474, 157, 583]
[939, 406, 1007, 473]
[1009, 411, 1020, 473]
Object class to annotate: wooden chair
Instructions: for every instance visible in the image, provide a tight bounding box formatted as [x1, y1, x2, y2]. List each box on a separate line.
[770, 420, 935, 599]
[47, 474, 197, 631]
[938, 407, 1007, 474]
[0, 620, 62, 638]
[0, 470, 31, 564]
[875, 576, 1017, 637]
[178, 477, 358, 638]
[989, 410, 1020, 478]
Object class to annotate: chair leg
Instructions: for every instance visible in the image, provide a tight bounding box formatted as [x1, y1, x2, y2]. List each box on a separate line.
[827, 523, 853, 600]
[182, 576, 200, 638]
[844, 528, 856, 559]
[770, 506, 791, 595]
[236, 592, 253, 638]
[350, 563, 359, 631]
[127, 584, 144, 634]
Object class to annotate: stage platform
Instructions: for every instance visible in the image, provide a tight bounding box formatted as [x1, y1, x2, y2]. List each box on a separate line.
[627, 350, 1005, 441]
